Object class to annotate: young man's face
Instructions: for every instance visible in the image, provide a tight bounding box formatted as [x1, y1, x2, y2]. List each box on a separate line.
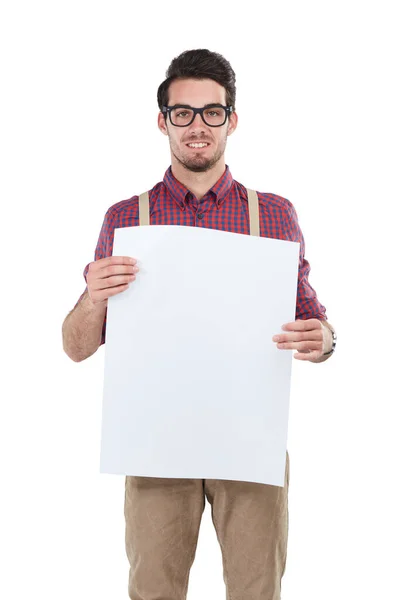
[158, 78, 238, 173]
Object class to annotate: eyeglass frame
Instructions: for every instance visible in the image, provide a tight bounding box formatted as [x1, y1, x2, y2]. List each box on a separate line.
[161, 103, 233, 127]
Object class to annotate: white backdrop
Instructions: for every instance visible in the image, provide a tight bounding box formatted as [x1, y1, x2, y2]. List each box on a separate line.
[1, 1, 399, 599]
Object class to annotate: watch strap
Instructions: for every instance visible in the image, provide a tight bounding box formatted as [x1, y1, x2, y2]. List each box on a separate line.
[323, 326, 337, 355]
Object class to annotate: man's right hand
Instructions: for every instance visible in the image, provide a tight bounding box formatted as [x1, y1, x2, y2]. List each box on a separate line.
[87, 256, 139, 307]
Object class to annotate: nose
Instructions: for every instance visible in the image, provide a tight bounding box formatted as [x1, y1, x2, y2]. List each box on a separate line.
[189, 111, 206, 131]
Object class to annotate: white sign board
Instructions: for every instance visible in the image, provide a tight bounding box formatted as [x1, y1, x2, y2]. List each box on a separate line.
[100, 225, 299, 486]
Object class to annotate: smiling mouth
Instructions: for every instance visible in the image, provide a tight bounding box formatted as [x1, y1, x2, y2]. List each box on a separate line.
[186, 142, 210, 149]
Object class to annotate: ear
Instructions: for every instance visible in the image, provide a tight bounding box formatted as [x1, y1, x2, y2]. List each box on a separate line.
[158, 112, 168, 136]
[227, 111, 238, 136]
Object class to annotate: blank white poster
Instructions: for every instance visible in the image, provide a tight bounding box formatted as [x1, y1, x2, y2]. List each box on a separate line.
[100, 225, 299, 486]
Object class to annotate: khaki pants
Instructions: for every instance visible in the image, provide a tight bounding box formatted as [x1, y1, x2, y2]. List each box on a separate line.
[124, 451, 290, 600]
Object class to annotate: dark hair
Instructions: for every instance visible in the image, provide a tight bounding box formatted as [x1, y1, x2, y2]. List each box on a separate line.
[157, 49, 236, 115]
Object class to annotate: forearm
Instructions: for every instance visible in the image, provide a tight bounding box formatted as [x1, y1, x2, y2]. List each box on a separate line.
[62, 291, 106, 362]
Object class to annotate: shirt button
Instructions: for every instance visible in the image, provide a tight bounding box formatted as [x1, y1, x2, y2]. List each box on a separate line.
[197, 213, 204, 219]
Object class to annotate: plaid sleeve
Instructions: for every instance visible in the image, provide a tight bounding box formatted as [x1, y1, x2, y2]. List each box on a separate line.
[283, 201, 328, 321]
[74, 207, 117, 346]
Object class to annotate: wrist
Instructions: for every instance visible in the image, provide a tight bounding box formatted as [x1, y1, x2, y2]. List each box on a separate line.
[82, 290, 107, 314]
[321, 321, 336, 355]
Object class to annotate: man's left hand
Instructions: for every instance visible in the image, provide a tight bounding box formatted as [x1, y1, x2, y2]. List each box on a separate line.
[272, 318, 332, 361]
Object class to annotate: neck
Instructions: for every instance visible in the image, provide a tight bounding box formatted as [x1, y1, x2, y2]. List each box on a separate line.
[170, 157, 226, 201]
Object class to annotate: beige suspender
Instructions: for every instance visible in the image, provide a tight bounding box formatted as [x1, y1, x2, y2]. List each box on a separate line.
[138, 191, 150, 226]
[246, 188, 260, 237]
[138, 188, 260, 236]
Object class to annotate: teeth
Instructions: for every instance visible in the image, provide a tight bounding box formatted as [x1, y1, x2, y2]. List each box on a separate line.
[188, 143, 208, 148]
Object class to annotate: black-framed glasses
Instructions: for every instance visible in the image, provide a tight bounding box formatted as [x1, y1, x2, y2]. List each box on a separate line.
[162, 103, 233, 127]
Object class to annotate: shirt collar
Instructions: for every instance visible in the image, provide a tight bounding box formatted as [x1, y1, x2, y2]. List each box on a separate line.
[163, 164, 234, 209]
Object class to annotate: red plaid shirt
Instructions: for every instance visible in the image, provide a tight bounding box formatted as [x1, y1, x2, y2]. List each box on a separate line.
[76, 164, 327, 345]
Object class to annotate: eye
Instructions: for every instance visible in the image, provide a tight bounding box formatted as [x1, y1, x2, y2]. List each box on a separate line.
[207, 109, 222, 117]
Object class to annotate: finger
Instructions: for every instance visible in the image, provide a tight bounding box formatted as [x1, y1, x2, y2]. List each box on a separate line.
[282, 318, 323, 332]
[293, 349, 321, 361]
[102, 283, 131, 298]
[276, 340, 323, 351]
[92, 283, 131, 304]
[105, 255, 137, 265]
[274, 330, 323, 343]
[96, 263, 139, 280]
[90, 256, 137, 271]
[94, 273, 137, 291]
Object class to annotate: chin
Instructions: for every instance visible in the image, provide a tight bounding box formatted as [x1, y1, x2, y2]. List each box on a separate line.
[183, 152, 222, 172]
[184, 158, 216, 172]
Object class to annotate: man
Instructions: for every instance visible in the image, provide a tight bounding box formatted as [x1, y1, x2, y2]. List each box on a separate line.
[62, 48, 336, 600]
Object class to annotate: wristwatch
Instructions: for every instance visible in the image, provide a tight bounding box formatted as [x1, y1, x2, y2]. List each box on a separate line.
[323, 325, 337, 356]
